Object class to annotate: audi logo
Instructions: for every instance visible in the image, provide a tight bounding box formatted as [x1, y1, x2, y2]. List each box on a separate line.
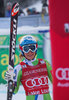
[25, 76, 48, 88]
[56, 68, 69, 80]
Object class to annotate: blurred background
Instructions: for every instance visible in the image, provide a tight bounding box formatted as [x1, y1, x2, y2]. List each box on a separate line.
[0, 0, 48, 17]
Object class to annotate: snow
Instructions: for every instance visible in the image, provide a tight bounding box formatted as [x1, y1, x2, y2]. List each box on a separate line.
[0, 84, 26, 100]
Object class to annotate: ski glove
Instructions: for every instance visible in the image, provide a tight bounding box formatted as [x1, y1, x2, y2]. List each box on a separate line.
[5, 65, 15, 81]
[5, 71, 12, 81]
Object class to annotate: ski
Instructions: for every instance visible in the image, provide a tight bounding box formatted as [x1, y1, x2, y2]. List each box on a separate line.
[7, 2, 19, 100]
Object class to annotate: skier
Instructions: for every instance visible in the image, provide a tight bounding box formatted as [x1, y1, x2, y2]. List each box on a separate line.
[5, 35, 52, 100]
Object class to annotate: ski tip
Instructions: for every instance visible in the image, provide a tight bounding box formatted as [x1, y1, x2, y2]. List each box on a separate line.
[11, 2, 19, 16]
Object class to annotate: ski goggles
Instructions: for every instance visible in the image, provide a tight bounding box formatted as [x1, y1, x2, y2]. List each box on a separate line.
[23, 44, 37, 53]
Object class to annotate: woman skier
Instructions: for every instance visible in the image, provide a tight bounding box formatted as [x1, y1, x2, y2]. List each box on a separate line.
[5, 35, 52, 100]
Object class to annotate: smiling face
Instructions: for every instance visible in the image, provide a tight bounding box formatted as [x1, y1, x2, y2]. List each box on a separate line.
[24, 50, 36, 60]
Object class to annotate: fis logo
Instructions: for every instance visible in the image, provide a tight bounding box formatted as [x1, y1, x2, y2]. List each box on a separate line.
[64, 23, 69, 33]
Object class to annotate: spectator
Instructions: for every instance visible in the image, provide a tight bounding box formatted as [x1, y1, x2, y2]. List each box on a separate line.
[42, 0, 48, 7]
[41, 7, 47, 15]
[5, 2, 12, 17]
[26, 8, 33, 15]
[26, 8, 40, 15]
[42, 0, 49, 15]
[32, 8, 40, 15]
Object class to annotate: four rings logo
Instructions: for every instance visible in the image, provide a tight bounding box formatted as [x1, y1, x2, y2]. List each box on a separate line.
[25, 76, 48, 88]
[56, 68, 69, 80]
